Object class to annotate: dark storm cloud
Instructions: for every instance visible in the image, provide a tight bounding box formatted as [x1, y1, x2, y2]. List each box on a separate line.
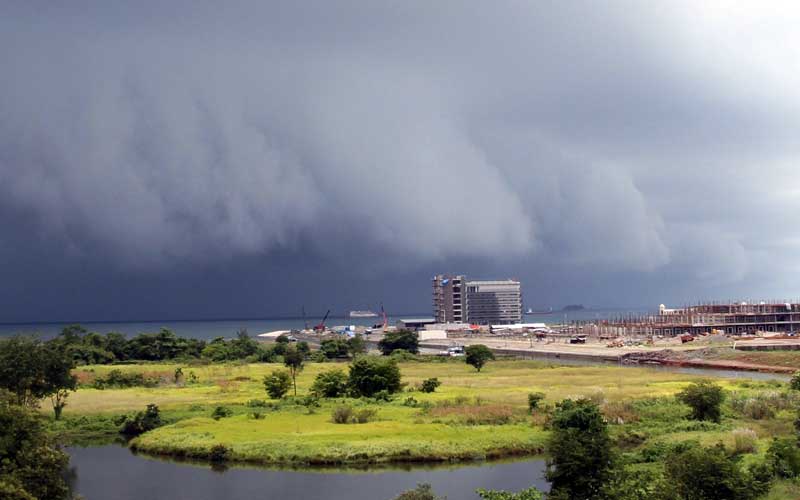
[2, 1, 800, 321]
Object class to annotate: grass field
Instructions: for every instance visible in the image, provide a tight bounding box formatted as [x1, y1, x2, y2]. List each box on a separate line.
[51, 359, 793, 468]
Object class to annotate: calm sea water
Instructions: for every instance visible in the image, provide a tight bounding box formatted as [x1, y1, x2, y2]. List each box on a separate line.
[67, 445, 548, 500]
[0, 309, 649, 340]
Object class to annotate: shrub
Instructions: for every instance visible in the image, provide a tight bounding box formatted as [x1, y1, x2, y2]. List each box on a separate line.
[378, 330, 419, 355]
[527, 392, 545, 413]
[301, 395, 320, 414]
[354, 408, 378, 423]
[246, 399, 268, 408]
[790, 371, 800, 391]
[767, 437, 800, 478]
[676, 380, 725, 422]
[665, 442, 771, 499]
[93, 369, 157, 389]
[320, 339, 350, 359]
[251, 411, 264, 420]
[373, 389, 394, 402]
[117, 403, 162, 436]
[331, 406, 354, 424]
[404, 396, 419, 407]
[263, 370, 292, 399]
[420, 378, 441, 393]
[209, 444, 230, 462]
[731, 428, 758, 454]
[311, 369, 348, 398]
[347, 357, 402, 397]
[476, 487, 543, 499]
[393, 483, 443, 500]
[211, 406, 233, 420]
[465, 345, 494, 372]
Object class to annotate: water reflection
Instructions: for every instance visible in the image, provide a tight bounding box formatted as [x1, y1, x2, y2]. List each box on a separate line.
[68, 445, 549, 500]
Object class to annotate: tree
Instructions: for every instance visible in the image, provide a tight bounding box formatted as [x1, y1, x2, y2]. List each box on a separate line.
[347, 334, 367, 358]
[283, 344, 305, 396]
[465, 344, 494, 372]
[378, 330, 419, 355]
[117, 403, 162, 436]
[0, 396, 72, 499]
[321, 338, 350, 359]
[43, 345, 77, 420]
[665, 443, 771, 500]
[420, 378, 441, 393]
[676, 380, 725, 422]
[228, 329, 259, 359]
[767, 437, 800, 478]
[546, 398, 614, 499]
[0, 336, 76, 415]
[311, 369, 349, 398]
[348, 356, 402, 397]
[264, 370, 292, 399]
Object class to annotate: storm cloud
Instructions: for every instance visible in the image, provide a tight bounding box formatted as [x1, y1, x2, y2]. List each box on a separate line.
[2, 1, 799, 321]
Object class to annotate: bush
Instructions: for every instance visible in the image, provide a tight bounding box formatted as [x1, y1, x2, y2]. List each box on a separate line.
[420, 378, 441, 393]
[320, 339, 350, 359]
[301, 395, 320, 414]
[93, 369, 157, 389]
[211, 406, 233, 420]
[465, 344, 494, 372]
[378, 330, 419, 355]
[476, 487, 543, 499]
[393, 483, 443, 500]
[731, 428, 758, 454]
[767, 437, 800, 478]
[790, 371, 800, 391]
[311, 369, 348, 398]
[665, 442, 771, 499]
[251, 411, 264, 420]
[676, 380, 725, 422]
[353, 408, 378, 423]
[331, 406, 354, 424]
[404, 396, 419, 407]
[263, 370, 292, 399]
[117, 403, 162, 436]
[527, 392, 545, 413]
[347, 357, 402, 397]
[209, 444, 230, 462]
[246, 399, 268, 408]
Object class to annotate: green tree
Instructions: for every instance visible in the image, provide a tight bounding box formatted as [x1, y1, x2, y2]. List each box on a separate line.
[264, 370, 292, 399]
[347, 356, 402, 397]
[767, 437, 800, 478]
[676, 380, 725, 422]
[321, 338, 350, 359]
[117, 403, 163, 436]
[228, 329, 259, 359]
[665, 443, 771, 500]
[347, 334, 367, 357]
[283, 344, 305, 396]
[465, 344, 494, 372]
[311, 369, 349, 398]
[420, 377, 441, 393]
[0, 396, 72, 499]
[43, 345, 77, 420]
[546, 398, 614, 499]
[378, 330, 419, 355]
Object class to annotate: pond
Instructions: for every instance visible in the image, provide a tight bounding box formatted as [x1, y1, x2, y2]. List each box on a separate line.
[66, 445, 549, 500]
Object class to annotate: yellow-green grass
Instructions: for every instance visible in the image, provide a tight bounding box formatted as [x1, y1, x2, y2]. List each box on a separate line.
[58, 360, 790, 466]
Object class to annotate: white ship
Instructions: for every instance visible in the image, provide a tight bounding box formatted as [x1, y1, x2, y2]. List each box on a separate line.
[349, 310, 378, 318]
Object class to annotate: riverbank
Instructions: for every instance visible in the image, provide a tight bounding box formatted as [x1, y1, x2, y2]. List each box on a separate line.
[48, 359, 791, 469]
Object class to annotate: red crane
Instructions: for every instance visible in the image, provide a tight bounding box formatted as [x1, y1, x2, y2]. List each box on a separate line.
[314, 309, 331, 332]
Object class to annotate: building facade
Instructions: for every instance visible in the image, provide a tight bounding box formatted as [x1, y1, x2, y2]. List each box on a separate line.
[433, 275, 522, 325]
[432, 275, 465, 323]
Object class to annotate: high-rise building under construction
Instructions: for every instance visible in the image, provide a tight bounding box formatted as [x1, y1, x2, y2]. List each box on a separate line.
[433, 275, 522, 325]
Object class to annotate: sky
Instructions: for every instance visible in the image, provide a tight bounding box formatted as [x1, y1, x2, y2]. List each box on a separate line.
[2, 1, 800, 322]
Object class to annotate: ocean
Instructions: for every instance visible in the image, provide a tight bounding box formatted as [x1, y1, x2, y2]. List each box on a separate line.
[0, 308, 650, 340]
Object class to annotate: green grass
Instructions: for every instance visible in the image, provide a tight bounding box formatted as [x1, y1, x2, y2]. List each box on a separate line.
[50, 359, 798, 480]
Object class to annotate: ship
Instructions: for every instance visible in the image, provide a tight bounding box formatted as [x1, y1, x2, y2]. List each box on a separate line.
[349, 310, 378, 318]
[525, 307, 553, 315]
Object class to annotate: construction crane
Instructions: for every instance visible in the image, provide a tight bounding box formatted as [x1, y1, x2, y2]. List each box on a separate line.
[314, 309, 331, 332]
